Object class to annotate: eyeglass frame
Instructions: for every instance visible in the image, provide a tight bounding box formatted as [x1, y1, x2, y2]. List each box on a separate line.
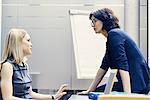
[91, 18, 99, 26]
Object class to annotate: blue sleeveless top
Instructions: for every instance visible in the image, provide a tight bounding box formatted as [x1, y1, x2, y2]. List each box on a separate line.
[8, 60, 32, 99]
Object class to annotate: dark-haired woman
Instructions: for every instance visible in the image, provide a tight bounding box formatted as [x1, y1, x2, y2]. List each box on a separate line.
[78, 8, 150, 95]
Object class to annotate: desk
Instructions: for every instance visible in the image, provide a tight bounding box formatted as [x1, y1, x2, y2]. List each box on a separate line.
[68, 95, 89, 100]
[98, 94, 150, 100]
[68, 94, 150, 100]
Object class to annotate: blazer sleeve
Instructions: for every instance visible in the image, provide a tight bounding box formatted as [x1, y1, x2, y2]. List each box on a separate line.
[100, 42, 110, 71]
[108, 32, 129, 71]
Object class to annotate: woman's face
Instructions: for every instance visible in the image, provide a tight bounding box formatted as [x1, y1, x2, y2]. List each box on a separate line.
[22, 33, 32, 56]
[91, 16, 103, 33]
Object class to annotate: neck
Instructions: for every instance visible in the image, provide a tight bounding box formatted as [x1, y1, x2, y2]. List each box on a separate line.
[101, 30, 108, 37]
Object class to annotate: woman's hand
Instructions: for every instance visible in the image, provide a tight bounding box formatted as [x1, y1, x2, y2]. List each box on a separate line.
[54, 84, 68, 100]
[77, 90, 90, 95]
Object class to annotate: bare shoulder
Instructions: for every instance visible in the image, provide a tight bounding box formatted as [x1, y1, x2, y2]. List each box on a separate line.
[2, 62, 13, 69]
[1, 62, 13, 77]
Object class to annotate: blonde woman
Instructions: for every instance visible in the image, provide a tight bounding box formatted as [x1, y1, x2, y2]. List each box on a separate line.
[0, 28, 67, 100]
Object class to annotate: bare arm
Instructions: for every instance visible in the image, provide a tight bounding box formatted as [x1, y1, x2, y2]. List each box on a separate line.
[88, 68, 107, 91]
[29, 87, 51, 100]
[1, 62, 27, 100]
[30, 84, 67, 100]
[78, 68, 107, 94]
[119, 69, 131, 93]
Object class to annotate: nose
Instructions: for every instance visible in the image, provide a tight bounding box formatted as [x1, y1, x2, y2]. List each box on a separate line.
[91, 22, 94, 27]
[30, 42, 32, 47]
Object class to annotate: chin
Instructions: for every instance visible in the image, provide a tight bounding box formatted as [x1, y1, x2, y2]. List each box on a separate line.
[29, 52, 32, 55]
[27, 52, 32, 55]
[95, 31, 101, 34]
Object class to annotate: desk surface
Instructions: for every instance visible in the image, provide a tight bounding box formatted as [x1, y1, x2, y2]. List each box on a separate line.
[98, 94, 150, 100]
[68, 95, 89, 100]
[68, 94, 150, 100]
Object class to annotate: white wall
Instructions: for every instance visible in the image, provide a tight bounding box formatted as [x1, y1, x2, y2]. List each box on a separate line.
[139, 0, 148, 61]
[124, 0, 139, 45]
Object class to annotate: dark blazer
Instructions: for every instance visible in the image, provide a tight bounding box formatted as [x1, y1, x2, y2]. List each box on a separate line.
[100, 28, 150, 94]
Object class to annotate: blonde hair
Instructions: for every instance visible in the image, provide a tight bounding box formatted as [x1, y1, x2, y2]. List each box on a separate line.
[1, 28, 28, 64]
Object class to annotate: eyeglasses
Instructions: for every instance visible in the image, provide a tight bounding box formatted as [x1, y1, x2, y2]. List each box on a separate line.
[91, 18, 98, 26]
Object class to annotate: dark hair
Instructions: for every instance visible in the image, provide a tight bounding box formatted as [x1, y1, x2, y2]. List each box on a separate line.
[89, 8, 120, 32]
